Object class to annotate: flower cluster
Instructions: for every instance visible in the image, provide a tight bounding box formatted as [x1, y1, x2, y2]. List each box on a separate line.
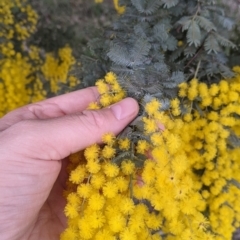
[175, 67, 240, 239]
[88, 72, 126, 109]
[0, 0, 80, 117]
[41, 46, 78, 94]
[62, 68, 240, 240]
[0, 0, 42, 116]
[63, 69, 240, 239]
[0, 0, 37, 41]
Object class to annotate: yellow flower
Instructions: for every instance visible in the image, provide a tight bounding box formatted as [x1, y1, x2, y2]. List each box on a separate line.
[209, 84, 219, 96]
[102, 132, 116, 145]
[88, 102, 100, 110]
[145, 213, 162, 230]
[100, 93, 112, 106]
[114, 176, 129, 192]
[121, 160, 135, 175]
[198, 82, 209, 98]
[77, 183, 92, 198]
[102, 145, 116, 158]
[113, 0, 126, 14]
[150, 132, 163, 146]
[84, 144, 100, 161]
[178, 40, 184, 47]
[89, 211, 106, 229]
[60, 228, 77, 240]
[90, 173, 106, 189]
[187, 86, 198, 100]
[228, 91, 239, 101]
[166, 133, 181, 154]
[86, 159, 101, 174]
[64, 203, 78, 218]
[67, 193, 81, 206]
[95, 229, 115, 240]
[118, 138, 130, 150]
[96, 79, 109, 94]
[120, 227, 137, 240]
[88, 193, 105, 210]
[108, 213, 126, 232]
[142, 117, 158, 134]
[69, 165, 86, 184]
[105, 71, 117, 84]
[120, 197, 135, 215]
[171, 107, 181, 116]
[102, 181, 118, 198]
[136, 139, 149, 154]
[78, 217, 94, 239]
[171, 154, 188, 175]
[142, 160, 156, 184]
[145, 98, 161, 116]
[207, 112, 219, 121]
[219, 80, 229, 93]
[170, 98, 180, 108]
[103, 162, 120, 177]
[183, 113, 192, 122]
[179, 88, 187, 97]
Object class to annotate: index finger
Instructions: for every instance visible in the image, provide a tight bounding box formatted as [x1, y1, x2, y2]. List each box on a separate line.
[0, 87, 99, 131]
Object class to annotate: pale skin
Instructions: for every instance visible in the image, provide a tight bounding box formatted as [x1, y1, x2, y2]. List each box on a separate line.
[0, 87, 139, 240]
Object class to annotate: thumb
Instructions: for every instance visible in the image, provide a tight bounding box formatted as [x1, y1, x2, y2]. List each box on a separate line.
[2, 98, 139, 160]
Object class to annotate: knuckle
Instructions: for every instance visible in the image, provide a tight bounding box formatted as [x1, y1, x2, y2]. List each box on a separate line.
[81, 110, 105, 130]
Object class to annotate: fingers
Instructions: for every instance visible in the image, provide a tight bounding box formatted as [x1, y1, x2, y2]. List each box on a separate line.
[1, 98, 139, 161]
[0, 87, 99, 132]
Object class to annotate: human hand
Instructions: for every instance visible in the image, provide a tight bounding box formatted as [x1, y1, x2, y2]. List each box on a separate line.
[0, 87, 139, 240]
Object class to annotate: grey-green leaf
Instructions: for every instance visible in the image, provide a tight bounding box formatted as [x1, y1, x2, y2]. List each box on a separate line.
[187, 21, 201, 47]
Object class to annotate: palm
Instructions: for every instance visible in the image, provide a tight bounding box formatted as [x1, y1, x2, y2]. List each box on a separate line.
[28, 162, 68, 240]
[0, 156, 68, 240]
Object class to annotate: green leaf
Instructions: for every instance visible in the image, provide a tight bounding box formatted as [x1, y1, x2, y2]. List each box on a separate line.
[214, 33, 237, 49]
[107, 43, 131, 66]
[166, 35, 178, 51]
[195, 16, 216, 32]
[131, 0, 161, 14]
[176, 16, 191, 31]
[184, 45, 197, 57]
[161, 0, 179, 9]
[204, 34, 220, 54]
[144, 0, 162, 14]
[154, 23, 168, 41]
[217, 15, 234, 31]
[131, 0, 145, 13]
[187, 21, 201, 47]
[130, 38, 151, 66]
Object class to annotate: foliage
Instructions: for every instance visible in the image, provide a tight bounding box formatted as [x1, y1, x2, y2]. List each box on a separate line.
[1, 0, 240, 239]
[0, 0, 80, 117]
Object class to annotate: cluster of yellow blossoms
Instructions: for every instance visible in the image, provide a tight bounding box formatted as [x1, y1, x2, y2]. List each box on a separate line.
[0, 0, 37, 41]
[63, 68, 240, 240]
[175, 66, 240, 239]
[0, 0, 80, 117]
[41, 47, 79, 94]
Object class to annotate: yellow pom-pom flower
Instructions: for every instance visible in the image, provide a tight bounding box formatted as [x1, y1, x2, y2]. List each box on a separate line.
[118, 138, 130, 150]
[103, 162, 119, 177]
[102, 132, 116, 145]
[121, 160, 135, 175]
[88, 193, 105, 210]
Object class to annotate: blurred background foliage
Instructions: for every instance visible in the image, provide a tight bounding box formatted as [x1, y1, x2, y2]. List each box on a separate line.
[29, 0, 240, 88]
[30, 0, 115, 55]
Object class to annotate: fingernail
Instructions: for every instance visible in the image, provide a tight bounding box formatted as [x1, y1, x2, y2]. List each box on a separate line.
[110, 98, 138, 120]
